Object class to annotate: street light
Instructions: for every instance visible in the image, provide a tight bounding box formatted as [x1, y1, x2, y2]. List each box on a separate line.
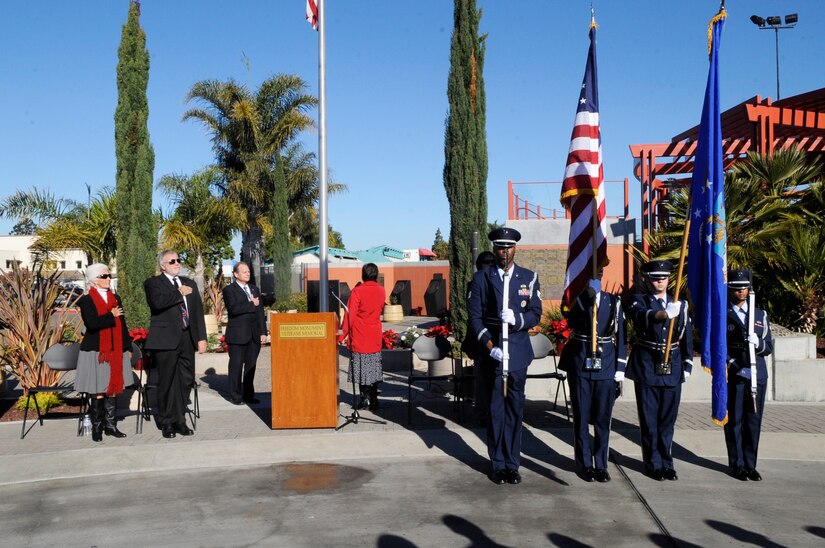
[750, 13, 798, 99]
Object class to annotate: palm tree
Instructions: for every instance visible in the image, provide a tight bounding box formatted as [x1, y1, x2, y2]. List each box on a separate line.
[157, 166, 240, 292]
[650, 149, 824, 332]
[183, 74, 318, 285]
[0, 187, 117, 264]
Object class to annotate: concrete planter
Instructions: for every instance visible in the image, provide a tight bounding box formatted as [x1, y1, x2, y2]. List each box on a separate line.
[383, 304, 403, 322]
[381, 348, 412, 372]
[204, 313, 219, 335]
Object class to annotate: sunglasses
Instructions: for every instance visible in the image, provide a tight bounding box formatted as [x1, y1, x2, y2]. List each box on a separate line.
[97, 274, 112, 279]
[167, 258, 181, 264]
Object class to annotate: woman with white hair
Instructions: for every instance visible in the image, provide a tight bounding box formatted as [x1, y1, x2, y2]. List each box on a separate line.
[75, 263, 133, 441]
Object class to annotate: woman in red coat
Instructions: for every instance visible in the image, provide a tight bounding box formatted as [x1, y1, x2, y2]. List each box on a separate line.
[340, 263, 386, 410]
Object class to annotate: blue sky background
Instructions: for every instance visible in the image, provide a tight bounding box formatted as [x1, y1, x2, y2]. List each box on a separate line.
[1, 1, 822, 254]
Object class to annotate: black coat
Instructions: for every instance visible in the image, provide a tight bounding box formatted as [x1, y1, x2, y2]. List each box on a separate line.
[77, 292, 130, 352]
[143, 274, 207, 350]
[222, 282, 266, 344]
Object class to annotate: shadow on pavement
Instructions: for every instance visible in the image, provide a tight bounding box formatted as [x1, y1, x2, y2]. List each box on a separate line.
[706, 520, 786, 548]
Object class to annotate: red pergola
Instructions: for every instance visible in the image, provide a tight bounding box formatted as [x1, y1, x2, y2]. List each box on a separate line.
[630, 87, 825, 252]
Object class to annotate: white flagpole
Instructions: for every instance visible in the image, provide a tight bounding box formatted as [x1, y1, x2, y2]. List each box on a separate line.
[317, 0, 329, 312]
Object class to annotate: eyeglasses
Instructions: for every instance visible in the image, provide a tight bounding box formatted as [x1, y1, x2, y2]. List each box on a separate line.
[97, 274, 111, 279]
[167, 258, 181, 264]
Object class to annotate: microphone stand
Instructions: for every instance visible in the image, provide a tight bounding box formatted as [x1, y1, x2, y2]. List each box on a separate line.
[331, 290, 386, 431]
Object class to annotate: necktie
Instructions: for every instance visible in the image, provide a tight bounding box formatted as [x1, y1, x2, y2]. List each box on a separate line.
[243, 285, 253, 301]
[173, 278, 190, 328]
[658, 298, 666, 309]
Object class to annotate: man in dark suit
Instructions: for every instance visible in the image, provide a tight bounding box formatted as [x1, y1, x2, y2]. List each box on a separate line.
[725, 269, 773, 481]
[144, 250, 207, 439]
[626, 260, 693, 480]
[222, 261, 267, 405]
[468, 228, 543, 485]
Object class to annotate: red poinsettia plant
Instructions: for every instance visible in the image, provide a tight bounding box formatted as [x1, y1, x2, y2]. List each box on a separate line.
[547, 319, 572, 355]
[426, 323, 454, 338]
[219, 335, 229, 353]
[129, 327, 149, 346]
[382, 329, 399, 349]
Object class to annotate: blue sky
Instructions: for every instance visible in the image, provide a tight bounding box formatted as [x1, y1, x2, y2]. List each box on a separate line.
[1, 1, 822, 254]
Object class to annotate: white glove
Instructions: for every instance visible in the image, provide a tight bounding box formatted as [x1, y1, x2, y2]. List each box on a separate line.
[665, 301, 681, 319]
[500, 309, 516, 326]
[614, 371, 625, 382]
[588, 279, 602, 295]
[748, 333, 759, 345]
[490, 347, 503, 362]
[683, 371, 691, 381]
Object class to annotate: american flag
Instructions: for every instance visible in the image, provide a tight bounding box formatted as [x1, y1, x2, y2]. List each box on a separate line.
[306, 0, 318, 30]
[560, 18, 608, 311]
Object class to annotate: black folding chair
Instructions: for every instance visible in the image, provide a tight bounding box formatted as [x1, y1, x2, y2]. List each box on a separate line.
[21, 342, 87, 439]
[135, 349, 199, 434]
[526, 333, 570, 420]
[407, 335, 461, 424]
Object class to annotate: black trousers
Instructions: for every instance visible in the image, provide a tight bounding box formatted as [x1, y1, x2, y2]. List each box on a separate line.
[153, 330, 195, 427]
[724, 379, 767, 470]
[228, 341, 260, 402]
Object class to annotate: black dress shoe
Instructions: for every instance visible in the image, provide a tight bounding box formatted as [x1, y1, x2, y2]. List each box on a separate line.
[595, 469, 611, 483]
[746, 468, 762, 481]
[732, 467, 749, 481]
[104, 426, 127, 438]
[231, 399, 244, 406]
[175, 423, 194, 436]
[651, 468, 665, 481]
[663, 468, 678, 481]
[243, 397, 261, 404]
[580, 467, 596, 482]
[490, 470, 507, 485]
[505, 468, 522, 485]
[162, 426, 176, 439]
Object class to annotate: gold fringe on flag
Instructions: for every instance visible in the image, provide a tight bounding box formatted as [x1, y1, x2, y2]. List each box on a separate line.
[707, 9, 727, 56]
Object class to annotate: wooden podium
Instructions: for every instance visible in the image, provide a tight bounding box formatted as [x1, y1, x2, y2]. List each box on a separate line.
[270, 312, 339, 428]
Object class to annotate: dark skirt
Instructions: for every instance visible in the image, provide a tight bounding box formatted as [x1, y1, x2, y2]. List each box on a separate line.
[347, 351, 383, 384]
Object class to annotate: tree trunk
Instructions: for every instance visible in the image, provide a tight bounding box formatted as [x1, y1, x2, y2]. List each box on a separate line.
[194, 253, 205, 295]
[241, 225, 264, 287]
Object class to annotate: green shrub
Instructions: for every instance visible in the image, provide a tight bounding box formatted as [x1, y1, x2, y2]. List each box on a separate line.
[16, 392, 65, 412]
[272, 292, 308, 313]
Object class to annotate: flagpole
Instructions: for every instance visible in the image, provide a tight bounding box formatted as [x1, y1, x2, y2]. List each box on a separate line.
[590, 200, 599, 357]
[663, 217, 690, 366]
[317, 0, 329, 312]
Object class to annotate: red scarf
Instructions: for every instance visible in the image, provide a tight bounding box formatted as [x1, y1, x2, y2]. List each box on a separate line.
[89, 289, 124, 396]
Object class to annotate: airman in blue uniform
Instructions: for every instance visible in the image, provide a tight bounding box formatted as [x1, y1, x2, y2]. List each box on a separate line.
[725, 269, 773, 482]
[559, 274, 627, 483]
[468, 228, 543, 485]
[626, 260, 693, 480]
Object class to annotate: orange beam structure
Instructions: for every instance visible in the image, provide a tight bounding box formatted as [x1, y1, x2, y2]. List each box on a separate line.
[630, 87, 825, 251]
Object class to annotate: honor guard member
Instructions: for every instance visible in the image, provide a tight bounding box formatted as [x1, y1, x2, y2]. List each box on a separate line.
[725, 269, 773, 481]
[626, 260, 693, 481]
[559, 272, 627, 483]
[468, 227, 543, 485]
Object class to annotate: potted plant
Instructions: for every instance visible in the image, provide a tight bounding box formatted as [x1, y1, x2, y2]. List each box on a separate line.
[383, 294, 404, 322]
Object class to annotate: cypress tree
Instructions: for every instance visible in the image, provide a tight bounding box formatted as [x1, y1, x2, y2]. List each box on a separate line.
[443, 0, 488, 340]
[271, 154, 292, 306]
[115, 1, 156, 328]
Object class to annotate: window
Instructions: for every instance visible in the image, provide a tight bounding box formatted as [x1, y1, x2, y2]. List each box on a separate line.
[59, 261, 66, 269]
[76, 261, 82, 269]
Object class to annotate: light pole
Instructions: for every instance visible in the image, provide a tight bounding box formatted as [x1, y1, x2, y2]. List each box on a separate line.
[750, 13, 798, 99]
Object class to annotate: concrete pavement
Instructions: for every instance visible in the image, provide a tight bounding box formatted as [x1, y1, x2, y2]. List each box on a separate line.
[1, 331, 824, 546]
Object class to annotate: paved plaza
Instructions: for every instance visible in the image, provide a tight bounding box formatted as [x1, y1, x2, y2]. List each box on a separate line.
[1, 320, 824, 547]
